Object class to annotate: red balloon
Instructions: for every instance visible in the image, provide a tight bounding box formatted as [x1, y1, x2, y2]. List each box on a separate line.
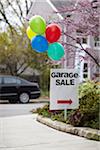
[46, 24, 61, 43]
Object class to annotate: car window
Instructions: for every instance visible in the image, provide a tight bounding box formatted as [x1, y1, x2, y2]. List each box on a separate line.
[4, 77, 16, 84]
[4, 77, 21, 84]
[16, 79, 21, 84]
[0, 77, 2, 84]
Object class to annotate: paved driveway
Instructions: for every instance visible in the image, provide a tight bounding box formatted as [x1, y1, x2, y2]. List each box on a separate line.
[0, 114, 99, 150]
[0, 99, 48, 117]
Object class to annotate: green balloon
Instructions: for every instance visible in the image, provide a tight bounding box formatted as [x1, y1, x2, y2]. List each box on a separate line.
[47, 42, 64, 61]
[29, 15, 46, 34]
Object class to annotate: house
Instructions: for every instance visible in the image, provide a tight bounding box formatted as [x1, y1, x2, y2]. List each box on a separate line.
[27, 0, 100, 82]
[74, 0, 100, 82]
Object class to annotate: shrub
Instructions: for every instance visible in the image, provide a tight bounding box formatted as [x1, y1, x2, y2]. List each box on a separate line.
[37, 105, 51, 117]
[68, 110, 83, 126]
[69, 81, 100, 129]
[79, 81, 99, 114]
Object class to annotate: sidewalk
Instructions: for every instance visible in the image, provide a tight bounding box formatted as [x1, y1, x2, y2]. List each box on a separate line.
[0, 114, 99, 150]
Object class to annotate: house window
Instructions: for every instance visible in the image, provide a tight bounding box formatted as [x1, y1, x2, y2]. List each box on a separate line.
[83, 63, 88, 72]
[76, 37, 87, 44]
[83, 63, 88, 79]
[94, 36, 100, 47]
[82, 38, 87, 44]
[76, 37, 81, 43]
[83, 74, 88, 78]
[91, 0, 98, 9]
[66, 14, 71, 18]
[77, 30, 83, 34]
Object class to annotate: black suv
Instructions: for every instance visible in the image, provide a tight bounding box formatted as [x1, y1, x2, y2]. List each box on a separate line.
[0, 75, 40, 103]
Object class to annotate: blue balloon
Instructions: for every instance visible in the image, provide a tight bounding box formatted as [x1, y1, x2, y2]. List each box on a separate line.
[31, 35, 48, 52]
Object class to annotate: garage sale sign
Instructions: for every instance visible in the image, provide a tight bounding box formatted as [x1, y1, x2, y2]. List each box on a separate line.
[50, 69, 79, 110]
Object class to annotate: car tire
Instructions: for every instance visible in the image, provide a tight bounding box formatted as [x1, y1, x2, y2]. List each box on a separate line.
[19, 92, 29, 104]
[9, 99, 17, 104]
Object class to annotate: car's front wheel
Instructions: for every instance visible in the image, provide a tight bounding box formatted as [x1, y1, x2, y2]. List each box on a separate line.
[19, 93, 29, 104]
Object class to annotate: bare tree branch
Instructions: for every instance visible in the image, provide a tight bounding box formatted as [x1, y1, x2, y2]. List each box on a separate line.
[0, 1, 16, 33]
[17, 62, 33, 76]
[28, 0, 33, 12]
[15, 0, 24, 20]
[63, 32, 100, 67]
[25, 0, 29, 15]
[6, 0, 24, 25]
[79, 43, 100, 67]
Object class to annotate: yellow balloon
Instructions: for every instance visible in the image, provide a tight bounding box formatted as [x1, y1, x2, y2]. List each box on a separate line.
[26, 26, 37, 40]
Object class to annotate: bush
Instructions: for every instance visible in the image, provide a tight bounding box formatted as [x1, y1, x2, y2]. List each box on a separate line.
[68, 110, 83, 126]
[36, 105, 51, 118]
[79, 81, 99, 114]
[69, 81, 100, 129]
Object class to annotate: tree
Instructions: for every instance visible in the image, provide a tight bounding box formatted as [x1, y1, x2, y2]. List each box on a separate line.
[0, 0, 33, 75]
[55, 0, 100, 67]
[0, 29, 30, 75]
[0, 0, 33, 31]
[0, 0, 51, 76]
[0, 29, 50, 76]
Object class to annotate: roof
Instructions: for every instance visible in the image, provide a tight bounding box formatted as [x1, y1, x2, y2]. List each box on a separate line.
[51, 0, 76, 9]
[51, 0, 78, 17]
[26, 0, 77, 21]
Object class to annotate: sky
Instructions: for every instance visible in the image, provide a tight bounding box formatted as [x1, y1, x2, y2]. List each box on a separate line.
[0, 0, 32, 31]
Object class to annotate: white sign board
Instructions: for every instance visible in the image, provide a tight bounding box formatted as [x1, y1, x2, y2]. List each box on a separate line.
[50, 69, 79, 110]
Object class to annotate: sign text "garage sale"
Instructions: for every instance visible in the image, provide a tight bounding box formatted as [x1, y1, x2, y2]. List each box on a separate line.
[51, 72, 79, 86]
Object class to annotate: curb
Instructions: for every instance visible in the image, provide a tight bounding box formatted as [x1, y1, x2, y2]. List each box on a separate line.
[37, 115, 100, 141]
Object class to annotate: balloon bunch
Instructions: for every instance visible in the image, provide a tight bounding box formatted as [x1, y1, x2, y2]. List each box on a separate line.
[26, 15, 64, 61]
